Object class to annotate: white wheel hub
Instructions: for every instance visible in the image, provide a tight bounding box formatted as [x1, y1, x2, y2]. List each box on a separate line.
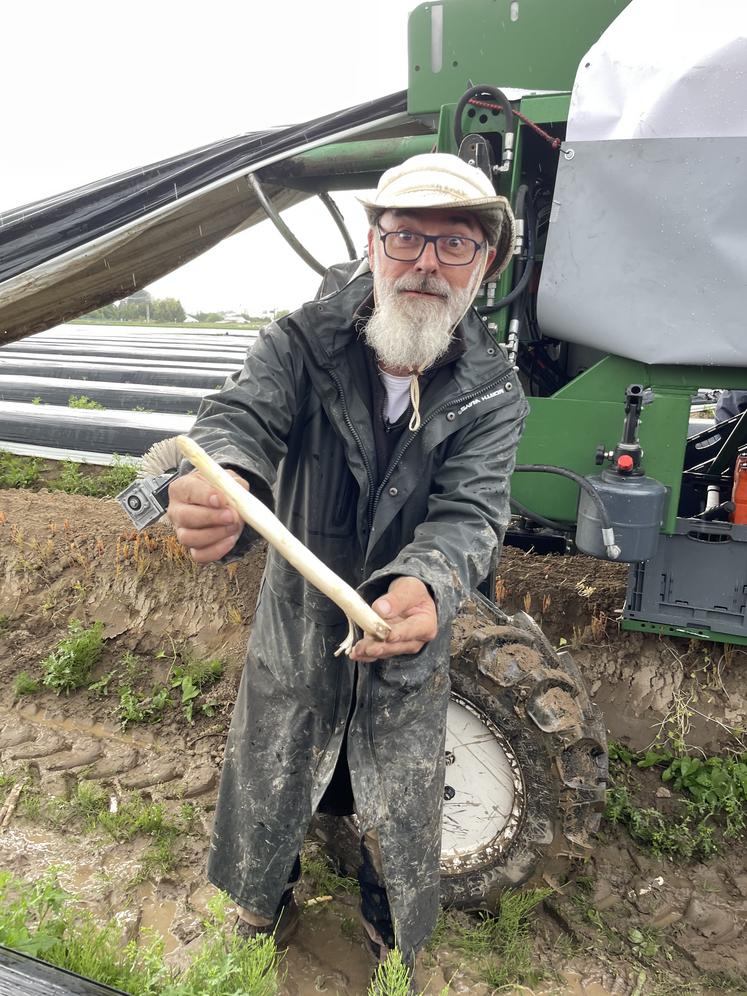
[440, 693, 524, 873]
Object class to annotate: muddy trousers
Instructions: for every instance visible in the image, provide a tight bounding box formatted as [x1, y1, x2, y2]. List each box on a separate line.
[241, 841, 394, 945]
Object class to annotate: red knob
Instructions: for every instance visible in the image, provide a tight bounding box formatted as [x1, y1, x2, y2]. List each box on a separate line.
[617, 454, 635, 471]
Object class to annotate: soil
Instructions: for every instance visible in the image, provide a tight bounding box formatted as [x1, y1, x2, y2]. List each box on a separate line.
[0, 488, 745, 995]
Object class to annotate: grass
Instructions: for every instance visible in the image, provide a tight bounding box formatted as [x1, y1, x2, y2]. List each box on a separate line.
[301, 846, 358, 896]
[41, 619, 105, 694]
[20, 780, 197, 882]
[426, 888, 551, 991]
[0, 871, 280, 995]
[13, 671, 42, 696]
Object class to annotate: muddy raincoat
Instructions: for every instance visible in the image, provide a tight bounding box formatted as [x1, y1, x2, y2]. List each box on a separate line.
[190, 271, 527, 958]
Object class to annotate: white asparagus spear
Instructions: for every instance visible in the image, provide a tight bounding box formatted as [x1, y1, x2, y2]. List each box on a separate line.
[175, 435, 391, 656]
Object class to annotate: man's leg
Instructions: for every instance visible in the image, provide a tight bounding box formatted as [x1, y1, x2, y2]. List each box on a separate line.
[235, 854, 301, 945]
[359, 831, 396, 957]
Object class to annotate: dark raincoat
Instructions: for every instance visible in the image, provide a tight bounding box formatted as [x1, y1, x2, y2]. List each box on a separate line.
[189, 271, 528, 959]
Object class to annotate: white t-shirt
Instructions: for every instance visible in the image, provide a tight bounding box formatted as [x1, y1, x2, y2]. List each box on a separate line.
[379, 369, 412, 423]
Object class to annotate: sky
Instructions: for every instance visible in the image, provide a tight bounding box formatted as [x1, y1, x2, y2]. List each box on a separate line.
[1, 0, 419, 315]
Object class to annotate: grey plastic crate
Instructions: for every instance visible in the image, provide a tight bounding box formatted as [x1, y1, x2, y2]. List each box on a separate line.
[625, 518, 747, 638]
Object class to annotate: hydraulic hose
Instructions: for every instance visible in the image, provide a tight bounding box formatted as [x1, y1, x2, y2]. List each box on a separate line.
[454, 85, 514, 148]
[513, 464, 621, 559]
[478, 185, 535, 315]
[510, 498, 567, 532]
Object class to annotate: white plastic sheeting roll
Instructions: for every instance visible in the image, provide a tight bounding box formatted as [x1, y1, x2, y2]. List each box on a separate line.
[538, 0, 747, 367]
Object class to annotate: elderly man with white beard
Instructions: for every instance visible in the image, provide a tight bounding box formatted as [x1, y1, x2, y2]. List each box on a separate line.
[167, 154, 528, 984]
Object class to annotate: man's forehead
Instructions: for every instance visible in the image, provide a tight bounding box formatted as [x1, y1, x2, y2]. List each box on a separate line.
[384, 208, 482, 232]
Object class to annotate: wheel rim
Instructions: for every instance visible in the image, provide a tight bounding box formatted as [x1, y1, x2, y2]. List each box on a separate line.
[440, 692, 524, 873]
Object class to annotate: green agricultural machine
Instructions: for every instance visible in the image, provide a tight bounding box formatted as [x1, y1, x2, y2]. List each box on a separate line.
[1, 0, 744, 904]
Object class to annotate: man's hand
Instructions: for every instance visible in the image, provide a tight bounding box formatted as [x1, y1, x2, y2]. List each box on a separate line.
[167, 469, 248, 563]
[350, 576, 438, 662]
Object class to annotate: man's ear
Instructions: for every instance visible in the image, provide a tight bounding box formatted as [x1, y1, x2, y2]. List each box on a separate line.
[367, 227, 376, 270]
[485, 246, 497, 271]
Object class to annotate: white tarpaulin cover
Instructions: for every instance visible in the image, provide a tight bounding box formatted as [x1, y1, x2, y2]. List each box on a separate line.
[538, 0, 747, 367]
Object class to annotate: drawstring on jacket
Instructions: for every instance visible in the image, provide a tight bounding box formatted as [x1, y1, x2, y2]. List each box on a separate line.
[408, 372, 423, 432]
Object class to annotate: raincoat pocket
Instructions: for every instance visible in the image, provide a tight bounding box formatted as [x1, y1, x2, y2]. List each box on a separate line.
[265, 550, 347, 626]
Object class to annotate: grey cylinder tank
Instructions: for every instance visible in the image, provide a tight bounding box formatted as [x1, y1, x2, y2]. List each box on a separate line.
[575, 470, 668, 563]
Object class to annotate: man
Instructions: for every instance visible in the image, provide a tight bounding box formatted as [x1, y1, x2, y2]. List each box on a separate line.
[167, 153, 528, 975]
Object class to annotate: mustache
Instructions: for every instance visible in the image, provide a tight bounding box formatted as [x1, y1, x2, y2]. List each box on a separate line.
[393, 273, 451, 299]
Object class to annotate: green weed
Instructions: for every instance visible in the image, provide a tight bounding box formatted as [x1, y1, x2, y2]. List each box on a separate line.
[171, 653, 223, 723]
[117, 685, 170, 729]
[68, 394, 104, 410]
[605, 743, 747, 855]
[431, 889, 550, 991]
[0, 614, 10, 632]
[50, 460, 91, 495]
[368, 948, 413, 996]
[31, 396, 42, 405]
[13, 671, 41, 696]
[45, 456, 138, 498]
[41, 619, 105, 693]
[301, 847, 357, 896]
[97, 456, 139, 495]
[0, 452, 41, 488]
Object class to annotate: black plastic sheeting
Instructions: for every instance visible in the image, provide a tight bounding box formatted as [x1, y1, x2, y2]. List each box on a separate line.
[0, 376, 207, 414]
[0, 402, 192, 457]
[0, 358, 229, 390]
[0, 91, 407, 344]
[0, 945, 128, 995]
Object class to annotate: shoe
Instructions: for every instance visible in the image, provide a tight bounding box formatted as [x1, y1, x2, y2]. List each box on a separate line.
[234, 892, 300, 948]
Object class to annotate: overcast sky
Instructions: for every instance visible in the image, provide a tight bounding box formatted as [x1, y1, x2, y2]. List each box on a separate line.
[2, 0, 418, 315]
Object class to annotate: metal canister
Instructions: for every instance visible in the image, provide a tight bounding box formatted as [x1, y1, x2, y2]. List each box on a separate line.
[575, 470, 668, 562]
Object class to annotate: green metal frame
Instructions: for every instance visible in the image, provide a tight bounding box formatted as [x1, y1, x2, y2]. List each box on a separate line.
[621, 618, 747, 646]
[407, 0, 632, 114]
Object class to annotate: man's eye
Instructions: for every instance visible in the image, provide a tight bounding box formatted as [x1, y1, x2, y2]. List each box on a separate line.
[443, 236, 467, 249]
[394, 231, 417, 243]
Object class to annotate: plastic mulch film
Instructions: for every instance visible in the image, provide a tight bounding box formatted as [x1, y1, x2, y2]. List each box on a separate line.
[0, 91, 408, 346]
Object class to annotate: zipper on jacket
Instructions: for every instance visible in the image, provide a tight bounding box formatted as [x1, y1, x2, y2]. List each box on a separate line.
[329, 369, 378, 529]
[369, 370, 514, 529]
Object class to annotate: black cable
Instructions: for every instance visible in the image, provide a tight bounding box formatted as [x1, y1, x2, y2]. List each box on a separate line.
[478, 188, 535, 315]
[510, 498, 567, 531]
[513, 463, 620, 557]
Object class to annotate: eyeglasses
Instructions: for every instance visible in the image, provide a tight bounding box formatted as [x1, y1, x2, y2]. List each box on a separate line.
[377, 224, 485, 266]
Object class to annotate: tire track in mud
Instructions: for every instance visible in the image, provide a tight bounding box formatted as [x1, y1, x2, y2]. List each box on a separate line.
[0, 703, 221, 804]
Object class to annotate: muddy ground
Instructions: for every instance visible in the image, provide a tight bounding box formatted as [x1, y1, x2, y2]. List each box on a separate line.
[0, 488, 745, 995]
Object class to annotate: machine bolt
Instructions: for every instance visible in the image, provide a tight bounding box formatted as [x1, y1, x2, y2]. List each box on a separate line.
[444, 785, 456, 800]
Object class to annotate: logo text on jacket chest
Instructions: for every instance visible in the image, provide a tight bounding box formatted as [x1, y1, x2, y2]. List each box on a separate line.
[457, 386, 506, 416]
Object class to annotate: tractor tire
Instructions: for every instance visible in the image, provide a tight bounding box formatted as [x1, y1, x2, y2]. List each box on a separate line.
[440, 592, 607, 909]
[313, 593, 607, 912]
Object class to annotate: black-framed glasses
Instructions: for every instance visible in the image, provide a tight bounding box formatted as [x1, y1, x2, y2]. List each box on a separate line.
[377, 224, 485, 266]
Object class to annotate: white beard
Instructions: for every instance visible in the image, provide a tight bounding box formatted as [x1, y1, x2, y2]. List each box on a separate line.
[365, 266, 482, 372]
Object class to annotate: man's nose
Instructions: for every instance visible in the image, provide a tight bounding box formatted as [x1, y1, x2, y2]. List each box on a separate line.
[415, 241, 440, 273]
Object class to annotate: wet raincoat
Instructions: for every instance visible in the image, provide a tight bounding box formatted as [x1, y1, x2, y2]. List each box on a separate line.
[190, 271, 528, 958]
